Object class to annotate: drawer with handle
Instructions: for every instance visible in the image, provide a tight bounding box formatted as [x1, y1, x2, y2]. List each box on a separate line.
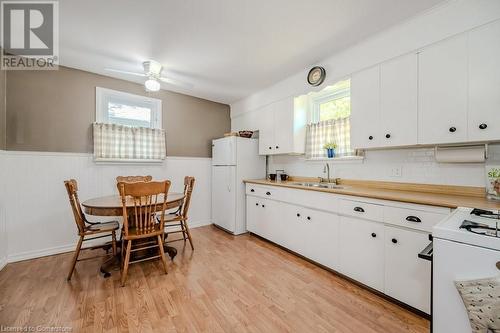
[245, 184, 283, 200]
[383, 206, 447, 232]
[339, 199, 383, 222]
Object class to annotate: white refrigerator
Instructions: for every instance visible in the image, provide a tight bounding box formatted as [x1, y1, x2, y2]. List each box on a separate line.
[211, 136, 265, 234]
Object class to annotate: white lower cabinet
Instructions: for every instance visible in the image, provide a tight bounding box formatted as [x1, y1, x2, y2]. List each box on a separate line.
[339, 216, 385, 292]
[246, 184, 441, 314]
[246, 196, 281, 241]
[278, 203, 340, 270]
[384, 226, 431, 313]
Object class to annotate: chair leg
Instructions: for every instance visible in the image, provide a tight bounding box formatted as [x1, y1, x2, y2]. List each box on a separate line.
[157, 235, 168, 274]
[182, 220, 194, 251]
[67, 235, 84, 281]
[120, 235, 125, 265]
[111, 231, 117, 256]
[121, 240, 132, 287]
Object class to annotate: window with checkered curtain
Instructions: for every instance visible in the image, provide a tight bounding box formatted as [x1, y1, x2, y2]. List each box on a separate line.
[305, 79, 355, 159]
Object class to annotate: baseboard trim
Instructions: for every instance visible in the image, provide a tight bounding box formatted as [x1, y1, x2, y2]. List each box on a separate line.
[5, 220, 212, 264]
[0, 257, 7, 271]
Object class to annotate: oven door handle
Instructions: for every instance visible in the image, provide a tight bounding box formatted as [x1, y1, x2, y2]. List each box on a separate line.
[418, 242, 433, 261]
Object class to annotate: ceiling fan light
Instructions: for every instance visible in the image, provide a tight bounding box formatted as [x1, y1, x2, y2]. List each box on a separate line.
[145, 78, 160, 92]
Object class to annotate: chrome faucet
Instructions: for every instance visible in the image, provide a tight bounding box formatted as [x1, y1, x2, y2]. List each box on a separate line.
[320, 163, 330, 183]
[319, 163, 340, 185]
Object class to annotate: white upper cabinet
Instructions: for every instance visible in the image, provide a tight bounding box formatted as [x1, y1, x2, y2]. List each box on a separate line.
[257, 104, 275, 155]
[379, 53, 418, 147]
[468, 20, 500, 142]
[351, 53, 418, 149]
[256, 96, 306, 155]
[351, 65, 381, 149]
[418, 35, 468, 144]
[273, 97, 294, 153]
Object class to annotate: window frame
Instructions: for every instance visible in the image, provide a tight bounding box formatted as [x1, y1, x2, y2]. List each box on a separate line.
[309, 86, 350, 124]
[95, 87, 162, 129]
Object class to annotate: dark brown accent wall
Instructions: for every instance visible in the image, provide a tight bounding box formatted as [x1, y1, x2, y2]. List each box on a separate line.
[5, 66, 230, 157]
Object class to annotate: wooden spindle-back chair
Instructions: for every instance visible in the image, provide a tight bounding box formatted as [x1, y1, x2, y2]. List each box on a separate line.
[118, 180, 171, 286]
[116, 175, 152, 191]
[164, 176, 195, 250]
[64, 179, 119, 281]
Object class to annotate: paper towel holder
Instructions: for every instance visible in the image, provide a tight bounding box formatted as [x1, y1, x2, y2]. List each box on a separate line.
[434, 143, 488, 162]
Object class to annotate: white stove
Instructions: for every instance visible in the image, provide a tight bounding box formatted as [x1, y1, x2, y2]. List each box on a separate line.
[432, 207, 500, 333]
[434, 207, 500, 251]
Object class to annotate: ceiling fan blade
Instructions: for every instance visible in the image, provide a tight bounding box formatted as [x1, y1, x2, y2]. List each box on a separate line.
[159, 76, 194, 89]
[105, 68, 146, 77]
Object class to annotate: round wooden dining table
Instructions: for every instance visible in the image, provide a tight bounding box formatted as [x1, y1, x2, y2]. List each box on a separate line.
[81, 192, 185, 277]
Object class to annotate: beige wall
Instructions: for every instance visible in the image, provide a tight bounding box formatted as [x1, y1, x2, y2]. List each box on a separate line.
[6, 66, 230, 157]
[0, 68, 5, 149]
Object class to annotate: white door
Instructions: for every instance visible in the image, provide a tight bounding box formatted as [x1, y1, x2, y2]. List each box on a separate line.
[468, 20, 500, 142]
[351, 65, 381, 149]
[302, 207, 340, 270]
[380, 53, 418, 147]
[339, 216, 385, 292]
[257, 104, 275, 155]
[418, 35, 468, 144]
[211, 166, 236, 232]
[273, 97, 294, 154]
[384, 226, 431, 313]
[212, 137, 236, 166]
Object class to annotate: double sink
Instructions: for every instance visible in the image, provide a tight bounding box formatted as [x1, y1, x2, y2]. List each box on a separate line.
[289, 182, 346, 190]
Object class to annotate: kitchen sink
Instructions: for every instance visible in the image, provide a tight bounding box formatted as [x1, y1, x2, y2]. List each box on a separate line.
[289, 182, 346, 189]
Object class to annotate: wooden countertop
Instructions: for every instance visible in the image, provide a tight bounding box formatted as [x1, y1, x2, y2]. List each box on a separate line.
[244, 178, 500, 210]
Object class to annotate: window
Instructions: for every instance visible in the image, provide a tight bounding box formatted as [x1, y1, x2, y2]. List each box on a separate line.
[94, 87, 165, 162]
[310, 79, 351, 123]
[303, 79, 356, 159]
[96, 87, 162, 128]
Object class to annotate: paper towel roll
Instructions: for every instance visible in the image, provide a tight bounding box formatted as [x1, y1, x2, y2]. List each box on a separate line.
[435, 145, 485, 163]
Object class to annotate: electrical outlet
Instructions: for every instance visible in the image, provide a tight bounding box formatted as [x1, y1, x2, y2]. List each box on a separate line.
[390, 166, 402, 177]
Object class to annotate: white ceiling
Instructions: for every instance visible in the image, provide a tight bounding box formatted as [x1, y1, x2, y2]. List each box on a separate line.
[59, 0, 446, 104]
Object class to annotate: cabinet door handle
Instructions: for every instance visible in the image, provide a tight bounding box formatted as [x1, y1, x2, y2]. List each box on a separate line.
[266, 191, 271, 196]
[368, 135, 373, 140]
[353, 206, 365, 213]
[449, 127, 457, 133]
[392, 238, 398, 244]
[371, 233, 377, 238]
[385, 134, 391, 139]
[406, 216, 422, 223]
[307, 216, 311, 221]
[479, 123, 488, 130]
[296, 213, 300, 217]
[250, 189, 255, 192]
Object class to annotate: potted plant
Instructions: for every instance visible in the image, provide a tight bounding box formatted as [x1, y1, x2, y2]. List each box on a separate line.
[323, 142, 337, 158]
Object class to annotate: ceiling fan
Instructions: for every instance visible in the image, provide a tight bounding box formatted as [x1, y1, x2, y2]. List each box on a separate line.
[105, 60, 193, 92]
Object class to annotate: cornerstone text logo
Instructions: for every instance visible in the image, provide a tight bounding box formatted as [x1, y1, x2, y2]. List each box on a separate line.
[1, 0, 59, 70]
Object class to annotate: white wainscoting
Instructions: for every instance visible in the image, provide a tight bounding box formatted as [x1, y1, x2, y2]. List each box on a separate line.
[0, 151, 213, 265]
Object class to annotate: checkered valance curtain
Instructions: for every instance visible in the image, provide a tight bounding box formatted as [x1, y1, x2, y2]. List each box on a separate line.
[93, 123, 166, 160]
[305, 117, 354, 159]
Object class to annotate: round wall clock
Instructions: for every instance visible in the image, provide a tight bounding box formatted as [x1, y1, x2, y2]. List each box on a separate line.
[307, 66, 326, 86]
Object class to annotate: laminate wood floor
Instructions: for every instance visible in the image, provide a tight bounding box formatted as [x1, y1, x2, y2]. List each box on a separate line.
[0, 225, 429, 333]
